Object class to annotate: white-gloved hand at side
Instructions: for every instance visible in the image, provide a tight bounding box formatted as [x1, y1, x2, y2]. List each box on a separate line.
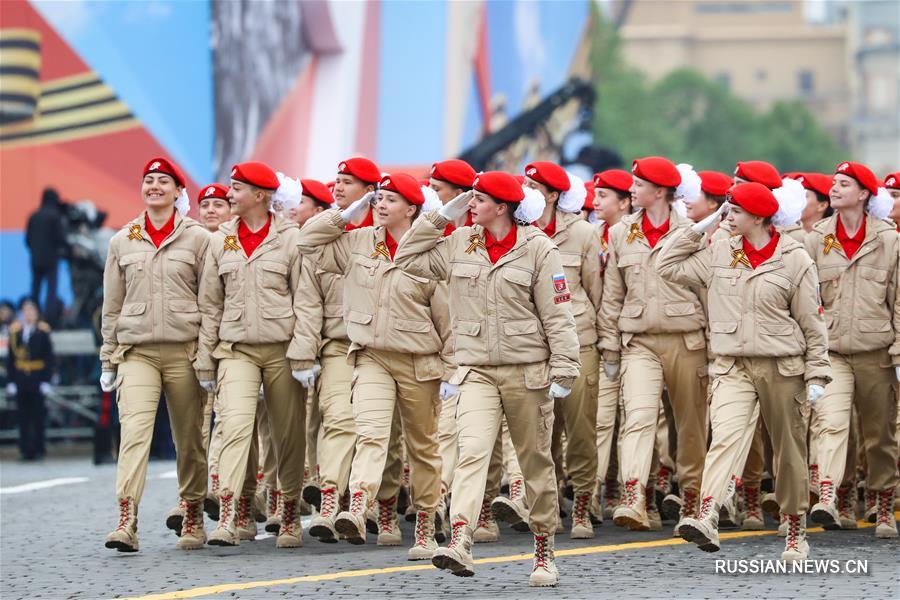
[603, 362, 620, 381]
[199, 379, 216, 393]
[292, 363, 322, 389]
[807, 384, 825, 404]
[5, 382, 16, 396]
[100, 371, 117, 393]
[439, 382, 459, 401]
[549, 383, 572, 399]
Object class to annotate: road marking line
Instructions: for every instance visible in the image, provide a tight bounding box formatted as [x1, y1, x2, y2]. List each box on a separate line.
[0, 476, 90, 495]
[123, 519, 884, 600]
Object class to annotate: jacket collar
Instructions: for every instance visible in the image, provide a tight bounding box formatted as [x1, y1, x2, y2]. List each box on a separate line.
[620, 206, 686, 252]
[126, 209, 187, 251]
[219, 213, 297, 262]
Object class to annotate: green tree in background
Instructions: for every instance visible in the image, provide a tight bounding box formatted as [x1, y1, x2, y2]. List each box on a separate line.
[590, 6, 846, 173]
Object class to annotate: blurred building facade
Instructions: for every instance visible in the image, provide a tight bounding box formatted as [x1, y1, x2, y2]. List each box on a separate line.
[613, 0, 850, 145]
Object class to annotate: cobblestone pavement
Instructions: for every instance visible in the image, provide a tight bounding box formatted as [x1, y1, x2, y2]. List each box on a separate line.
[2, 457, 898, 599]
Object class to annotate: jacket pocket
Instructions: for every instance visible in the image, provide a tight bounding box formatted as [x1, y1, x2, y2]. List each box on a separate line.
[713, 269, 740, 296]
[121, 302, 147, 316]
[259, 261, 290, 295]
[456, 320, 481, 336]
[759, 321, 793, 336]
[502, 268, 533, 287]
[119, 253, 146, 286]
[502, 319, 539, 336]
[523, 361, 550, 390]
[682, 330, 706, 351]
[394, 318, 432, 333]
[858, 266, 888, 302]
[222, 307, 243, 321]
[347, 310, 374, 325]
[262, 305, 293, 319]
[352, 256, 380, 289]
[857, 318, 891, 333]
[448, 366, 471, 386]
[620, 304, 644, 319]
[169, 299, 199, 313]
[710, 321, 738, 334]
[664, 302, 696, 317]
[817, 266, 841, 305]
[450, 263, 483, 297]
[710, 356, 736, 377]
[776, 355, 805, 377]
[413, 353, 443, 382]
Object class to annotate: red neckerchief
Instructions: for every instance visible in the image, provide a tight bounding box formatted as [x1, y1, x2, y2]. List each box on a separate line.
[484, 226, 517, 264]
[641, 212, 670, 248]
[836, 215, 866, 260]
[537, 217, 556, 238]
[238, 216, 272, 257]
[144, 210, 176, 248]
[742, 232, 780, 269]
[384, 230, 398, 260]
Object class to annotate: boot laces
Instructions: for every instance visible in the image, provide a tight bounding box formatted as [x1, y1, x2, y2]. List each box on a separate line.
[785, 515, 801, 550]
[319, 487, 337, 518]
[267, 489, 281, 515]
[414, 511, 430, 545]
[281, 498, 297, 535]
[236, 496, 252, 528]
[210, 474, 219, 496]
[809, 464, 819, 488]
[477, 497, 492, 529]
[836, 485, 852, 516]
[623, 479, 640, 508]
[449, 521, 466, 548]
[116, 498, 132, 531]
[697, 496, 715, 520]
[534, 535, 550, 569]
[656, 467, 670, 493]
[682, 489, 699, 518]
[819, 480, 835, 506]
[218, 495, 233, 527]
[604, 480, 620, 509]
[573, 493, 591, 526]
[510, 479, 524, 501]
[876, 490, 894, 525]
[183, 502, 198, 535]
[350, 491, 366, 514]
[744, 486, 761, 518]
[377, 498, 396, 532]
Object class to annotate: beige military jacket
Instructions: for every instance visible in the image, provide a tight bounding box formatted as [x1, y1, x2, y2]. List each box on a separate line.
[297, 210, 453, 381]
[804, 214, 900, 362]
[196, 215, 306, 378]
[598, 208, 707, 359]
[394, 211, 581, 389]
[657, 227, 831, 385]
[100, 211, 209, 371]
[546, 210, 603, 347]
[291, 249, 350, 371]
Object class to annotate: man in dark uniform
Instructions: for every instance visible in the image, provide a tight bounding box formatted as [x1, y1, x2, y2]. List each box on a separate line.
[5, 297, 55, 460]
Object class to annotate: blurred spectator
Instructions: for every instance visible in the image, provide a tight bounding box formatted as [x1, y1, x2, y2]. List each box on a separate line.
[5, 297, 55, 461]
[0, 299, 14, 335]
[26, 188, 65, 326]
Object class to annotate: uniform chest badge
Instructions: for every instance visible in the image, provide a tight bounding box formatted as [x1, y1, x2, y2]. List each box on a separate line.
[730, 249, 751, 268]
[371, 241, 391, 260]
[127, 224, 143, 241]
[823, 233, 843, 255]
[223, 235, 240, 251]
[465, 234, 486, 254]
[626, 223, 645, 244]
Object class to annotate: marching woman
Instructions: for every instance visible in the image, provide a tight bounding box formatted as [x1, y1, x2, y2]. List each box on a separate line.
[394, 171, 580, 587]
[102, 158, 210, 552]
[296, 173, 450, 560]
[196, 161, 308, 549]
[658, 182, 830, 561]
[807, 162, 899, 539]
[598, 157, 709, 535]
[591, 169, 633, 518]
[526, 161, 603, 539]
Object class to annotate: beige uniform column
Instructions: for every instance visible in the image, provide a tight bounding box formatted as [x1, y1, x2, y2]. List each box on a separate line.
[394, 211, 581, 535]
[100, 212, 210, 508]
[805, 216, 900, 512]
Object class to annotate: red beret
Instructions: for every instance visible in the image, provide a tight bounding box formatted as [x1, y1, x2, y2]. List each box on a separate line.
[834, 161, 878, 196]
[698, 171, 733, 197]
[632, 157, 681, 188]
[734, 161, 781, 190]
[430, 159, 476, 189]
[593, 169, 633, 193]
[197, 183, 229, 203]
[230, 161, 279, 190]
[337, 157, 381, 184]
[513, 175, 525, 185]
[143, 157, 185, 187]
[524, 161, 570, 191]
[726, 182, 778, 218]
[379, 173, 425, 205]
[796, 173, 832, 197]
[326, 180, 336, 193]
[782, 172, 803, 180]
[583, 181, 595, 210]
[884, 173, 900, 190]
[474, 171, 525, 203]
[300, 179, 334, 207]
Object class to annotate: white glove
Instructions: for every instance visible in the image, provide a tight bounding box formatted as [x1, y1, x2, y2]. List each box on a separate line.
[895, 366, 900, 382]
[439, 191, 473, 221]
[199, 379, 216, 393]
[691, 202, 727, 234]
[549, 383, 572, 399]
[100, 371, 117, 393]
[292, 364, 322, 389]
[603, 362, 620, 381]
[5, 383, 16, 396]
[439, 381, 459, 401]
[341, 192, 374, 223]
[807, 384, 825, 404]
[39, 382, 52, 396]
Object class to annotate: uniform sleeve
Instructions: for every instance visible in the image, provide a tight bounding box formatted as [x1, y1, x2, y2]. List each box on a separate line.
[791, 261, 831, 385]
[288, 252, 323, 371]
[41, 328, 55, 383]
[394, 211, 451, 281]
[597, 228, 626, 357]
[195, 242, 223, 378]
[297, 210, 352, 274]
[534, 241, 581, 387]
[5, 330, 16, 383]
[889, 234, 900, 363]
[429, 282, 456, 380]
[656, 227, 711, 289]
[99, 240, 124, 371]
[581, 226, 604, 343]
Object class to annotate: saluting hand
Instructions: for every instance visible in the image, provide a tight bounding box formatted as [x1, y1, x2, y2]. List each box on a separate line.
[691, 202, 727, 234]
[439, 190, 473, 221]
[341, 193, 374, 223]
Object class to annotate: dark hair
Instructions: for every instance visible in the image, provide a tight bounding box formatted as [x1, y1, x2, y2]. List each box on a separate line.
[813, 190, 834, 217]
[41, 187, 60, 208]
[17, 296, 39, 312]
[709, 194, 727, 205]
[0, 299, 14, 311]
